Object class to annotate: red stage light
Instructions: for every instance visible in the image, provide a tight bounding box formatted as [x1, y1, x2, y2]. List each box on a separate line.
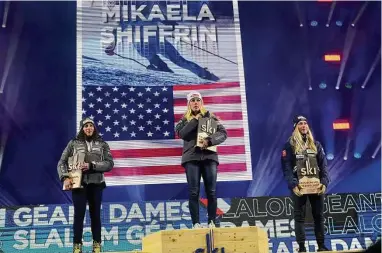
[333, 119, 350, 130]
[324, 54, 341, 62]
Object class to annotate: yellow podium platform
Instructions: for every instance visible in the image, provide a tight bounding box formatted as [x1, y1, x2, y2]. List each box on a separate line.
[212, 226, 268, 252]
[107, 226, 366, 253]
[141, 226, 268, 253]
[142, 227, 211, 252]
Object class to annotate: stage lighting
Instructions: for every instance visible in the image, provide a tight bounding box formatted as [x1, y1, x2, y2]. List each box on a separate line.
[311, 21, 318, 26]
[336, 21, 343, 27]
[319, 82, 327, 89]
[345, 83, 352, 89]
[326, 153, 334, 160]
[333, 119, 350, 130]
[354, 152, 361, 159]
[324, 54, 341, 62]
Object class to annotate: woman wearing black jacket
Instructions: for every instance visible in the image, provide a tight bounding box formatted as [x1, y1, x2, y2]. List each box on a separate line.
[175, 91, 227, 229]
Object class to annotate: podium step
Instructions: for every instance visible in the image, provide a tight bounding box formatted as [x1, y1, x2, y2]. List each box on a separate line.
[107, 250, 364, 253]
[141, 226, 268, 253]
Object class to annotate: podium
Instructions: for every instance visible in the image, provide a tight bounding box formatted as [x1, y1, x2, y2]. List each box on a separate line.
[142, 226, 268, 253]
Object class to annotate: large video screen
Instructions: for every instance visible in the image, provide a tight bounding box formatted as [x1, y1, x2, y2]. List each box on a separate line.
[76, 0, 252, 185]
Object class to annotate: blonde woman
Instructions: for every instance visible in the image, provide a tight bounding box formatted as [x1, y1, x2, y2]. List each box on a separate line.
[281, 115, 330, 252]
[175, 91, 227, 229]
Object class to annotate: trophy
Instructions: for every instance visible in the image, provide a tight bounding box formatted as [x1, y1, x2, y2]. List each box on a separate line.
[296, 151, 321, 194]
[196, 117, 217, 152]
[63, 152, 85, 190]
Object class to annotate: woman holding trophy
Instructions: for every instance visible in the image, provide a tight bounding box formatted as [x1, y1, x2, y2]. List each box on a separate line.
[281, 115, 329, 252]
[57, 118, 114, 253]
[175, 91, 227, 229]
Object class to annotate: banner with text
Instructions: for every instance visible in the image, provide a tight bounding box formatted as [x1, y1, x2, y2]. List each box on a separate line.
[0, 193, 380, 253]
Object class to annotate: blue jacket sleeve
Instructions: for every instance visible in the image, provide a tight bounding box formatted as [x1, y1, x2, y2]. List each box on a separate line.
[281, 142, 299, 190]
[316, 141, 330, 187]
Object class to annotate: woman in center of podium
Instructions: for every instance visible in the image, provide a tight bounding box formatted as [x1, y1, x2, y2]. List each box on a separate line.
[175, 91, 227, 229]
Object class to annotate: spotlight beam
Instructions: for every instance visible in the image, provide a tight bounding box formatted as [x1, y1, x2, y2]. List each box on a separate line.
[326, 1, 337, 26]
[371, 143, 381, 159]
[351, 1, 369, 26]
[335, 26, 356, 89]
[0, 132, 8, 173]
[2, 1, 10, 28]
[344, 137, 351, 160]
[361, 48, 381, 89]
[295, 2, 304, 27]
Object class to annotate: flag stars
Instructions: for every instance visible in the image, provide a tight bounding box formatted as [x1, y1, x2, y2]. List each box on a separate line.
[82, 86, 174, 141]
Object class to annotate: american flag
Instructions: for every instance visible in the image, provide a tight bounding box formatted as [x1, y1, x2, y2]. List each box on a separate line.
[81, 82, 252, 185]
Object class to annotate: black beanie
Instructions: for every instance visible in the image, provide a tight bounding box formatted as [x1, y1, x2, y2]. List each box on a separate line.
[293, 115, 307, 129]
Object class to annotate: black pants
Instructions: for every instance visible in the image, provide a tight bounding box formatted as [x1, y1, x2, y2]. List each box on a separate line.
[72, 184, 103, 244]
[292, 193, 325, 245]
[184, 160, 217, 225]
